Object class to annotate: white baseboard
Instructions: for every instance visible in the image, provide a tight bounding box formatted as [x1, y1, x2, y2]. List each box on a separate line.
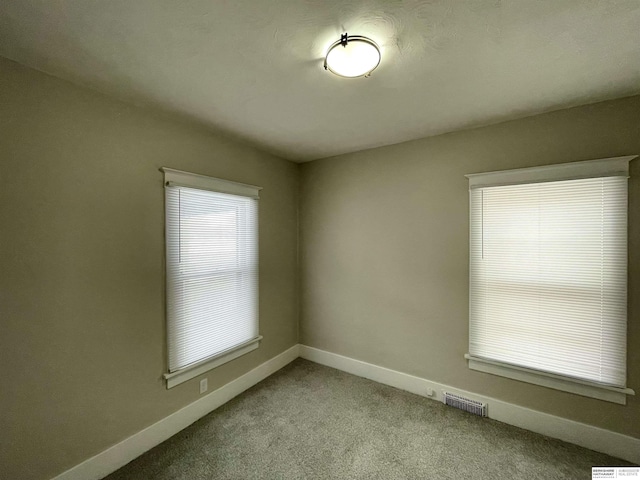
[52, 344, 300, 480]
[299, 345, 640, 464]
[52, 343, 638, 480]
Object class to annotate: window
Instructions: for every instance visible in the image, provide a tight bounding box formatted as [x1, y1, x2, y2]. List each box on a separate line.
[161, 168, 261, 388]
[465, 156, 636, 404]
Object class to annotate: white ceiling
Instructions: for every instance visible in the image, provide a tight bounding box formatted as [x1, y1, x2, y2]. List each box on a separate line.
[1, 1, 639, 162]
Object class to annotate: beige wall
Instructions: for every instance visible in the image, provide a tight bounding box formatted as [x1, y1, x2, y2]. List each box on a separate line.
[2, 52, 639, 480]
[300, 95, 640, 438]
[0, 57, 299, 480]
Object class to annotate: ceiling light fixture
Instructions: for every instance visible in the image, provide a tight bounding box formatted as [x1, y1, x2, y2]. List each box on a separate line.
[324, 33, 381, 78]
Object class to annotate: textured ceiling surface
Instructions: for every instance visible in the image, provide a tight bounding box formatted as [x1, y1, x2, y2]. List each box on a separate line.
[1, 0, 639, 162]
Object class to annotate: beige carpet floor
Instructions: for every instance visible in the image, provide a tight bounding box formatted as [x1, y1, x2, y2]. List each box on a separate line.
[104, 358, 631, 479]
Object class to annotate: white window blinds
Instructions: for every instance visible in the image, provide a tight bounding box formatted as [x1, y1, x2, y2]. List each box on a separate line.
[467, 157, 634, 390]
[163, 168, 260, 379]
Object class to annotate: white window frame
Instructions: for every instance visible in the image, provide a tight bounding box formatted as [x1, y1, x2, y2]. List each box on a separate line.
[465, 156, 637, 404]
[161, 167, 262, 388]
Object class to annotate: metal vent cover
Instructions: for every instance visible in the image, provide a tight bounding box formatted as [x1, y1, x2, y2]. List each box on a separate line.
[442, 391, 487, 417]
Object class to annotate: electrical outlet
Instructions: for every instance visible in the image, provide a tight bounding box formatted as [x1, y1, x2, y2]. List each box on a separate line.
[200, 378, 208, 394]
[426, 388, 435, 397]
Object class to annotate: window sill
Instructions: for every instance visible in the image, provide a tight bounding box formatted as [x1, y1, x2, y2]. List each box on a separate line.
[164, 336, 262, 389]
[465, 354, 635, 405]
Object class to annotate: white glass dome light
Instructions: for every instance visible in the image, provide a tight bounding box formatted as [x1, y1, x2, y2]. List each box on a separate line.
[324, 34, 381, 78]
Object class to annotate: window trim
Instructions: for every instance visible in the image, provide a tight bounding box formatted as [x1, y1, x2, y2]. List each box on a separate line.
[164, 337, 262, 389]
[465, 155, 636, 189]
[465, 155, 637, 404]
[465, 355, 634, 405]
[161, 167, 261, 198]
[161, 167, 262, 389]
